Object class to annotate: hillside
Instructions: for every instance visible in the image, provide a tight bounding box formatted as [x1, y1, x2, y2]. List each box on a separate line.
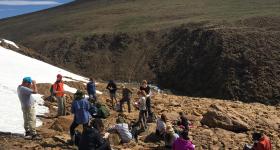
[0, 0, 280, 103]
[0, 39, 280, 150]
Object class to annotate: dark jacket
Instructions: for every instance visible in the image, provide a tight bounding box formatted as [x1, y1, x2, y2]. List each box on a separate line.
[122, 88, 132, 99]
[87, 81, 96, 96]
[178, 116, 189, 130]
[79, 127, 111, 150]
[106, 82, 117, 93]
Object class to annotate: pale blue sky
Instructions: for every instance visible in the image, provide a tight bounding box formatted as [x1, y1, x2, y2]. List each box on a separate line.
[0, 0, 74, 19]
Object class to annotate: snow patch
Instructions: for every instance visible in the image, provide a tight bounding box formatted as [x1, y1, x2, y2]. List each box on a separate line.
[3, 39, 19, 48]
[0, 45, 89, 134]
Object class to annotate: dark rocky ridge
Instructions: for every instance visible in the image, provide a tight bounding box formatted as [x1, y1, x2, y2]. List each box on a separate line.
[5, 19, 279, 104]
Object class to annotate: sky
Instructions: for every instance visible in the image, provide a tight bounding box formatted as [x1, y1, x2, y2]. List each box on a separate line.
[0, 0, 74, 19]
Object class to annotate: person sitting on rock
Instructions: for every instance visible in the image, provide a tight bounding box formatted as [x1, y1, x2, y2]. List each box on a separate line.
[164, 123, 179, 149]
[137, 90, 148, 130]
[119, 84, 132, 113]
[243, 132, 272, 150]
[70, 90, 91, 144]
[79, 118, 111, 150]
[172, 130, 195, 150]
[107, 115, 133, 143]
[156, 114, 167, 138]
[177, 112, 189, 131]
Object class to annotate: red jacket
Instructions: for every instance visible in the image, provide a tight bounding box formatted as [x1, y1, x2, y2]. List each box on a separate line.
[253, 135, 272, 150]
[53, 81, 64, 97]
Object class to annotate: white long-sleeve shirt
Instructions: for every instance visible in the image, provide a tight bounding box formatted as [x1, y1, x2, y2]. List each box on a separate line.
[109, 123, 132, 143]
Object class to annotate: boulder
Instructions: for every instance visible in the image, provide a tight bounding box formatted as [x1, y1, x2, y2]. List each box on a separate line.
[201, 105, 250, 132]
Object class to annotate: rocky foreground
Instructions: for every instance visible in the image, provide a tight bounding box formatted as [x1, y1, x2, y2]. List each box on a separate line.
[0, 81, 280, 150]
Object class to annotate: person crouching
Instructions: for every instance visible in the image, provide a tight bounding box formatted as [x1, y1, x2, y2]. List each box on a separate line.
[107, 115, 133, 144]
[70, 90, 91, 144]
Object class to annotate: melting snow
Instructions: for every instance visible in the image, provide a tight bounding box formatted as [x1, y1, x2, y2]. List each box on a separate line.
[0, 42, 90, 134]
[3, 39, 19, 49]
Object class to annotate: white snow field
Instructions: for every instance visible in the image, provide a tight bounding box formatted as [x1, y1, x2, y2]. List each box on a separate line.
[0, 41, 91, 134]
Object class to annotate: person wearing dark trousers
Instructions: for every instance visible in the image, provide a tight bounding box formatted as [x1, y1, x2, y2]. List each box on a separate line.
[86, 77, 97, 103]
[119, 84, 132, 113]
[70, 90, 91, 144]
[106, 80, 117, 108]
[79, 118, 111, 150]
[140, 80, 152, 117]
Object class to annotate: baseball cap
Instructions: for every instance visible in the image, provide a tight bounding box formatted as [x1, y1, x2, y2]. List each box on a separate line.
[23, 77, 32, 83]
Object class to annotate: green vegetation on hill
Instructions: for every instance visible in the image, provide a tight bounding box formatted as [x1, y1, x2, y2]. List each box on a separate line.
[0, 0, 280, 103]
[0, 0, 279, 41]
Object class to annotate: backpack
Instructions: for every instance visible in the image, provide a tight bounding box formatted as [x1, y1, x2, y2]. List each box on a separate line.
[50, 82, 59, 96]
[50, 85, 54, 96]
[96, 103, 110, 118]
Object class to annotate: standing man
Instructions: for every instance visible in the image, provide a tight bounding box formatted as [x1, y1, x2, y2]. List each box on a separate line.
[86, 77, 97, 103]
[70, 90, 91, 144]
[140, 80, 153, 118]
[106, 80, 117, 109]
[53, 74, 66, 116]
[119, 84, 132, 113]
[17, 77, 40, 139]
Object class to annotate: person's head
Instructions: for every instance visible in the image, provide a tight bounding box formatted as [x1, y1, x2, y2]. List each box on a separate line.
[179, 112, 184, 117]
[166, 123, 175, 134]
[90, 118, 104, 132]
[252, 132, 263, 142]
[109, 80, 114, 84]
[116, 116, 126, 124]
[161, 114, 167, 123]
[89, 77, 94, 82]
[142, 80, 148, 88]
[180, 130, 190, 140]
[74, 90, 85, 100]
[22, 77, 32, 88]
[56, 74, 63, 81]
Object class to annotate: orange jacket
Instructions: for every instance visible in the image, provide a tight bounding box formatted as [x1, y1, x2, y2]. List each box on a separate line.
[53, 81, 64, 97]
[253, 135, 272, 150]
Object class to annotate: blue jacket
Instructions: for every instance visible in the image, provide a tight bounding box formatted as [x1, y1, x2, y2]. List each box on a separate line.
[71, 98, 91, 124]
[87, 81, 96, 96]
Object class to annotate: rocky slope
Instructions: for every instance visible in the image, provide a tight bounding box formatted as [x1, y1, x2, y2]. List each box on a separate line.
[0, 0, 280, 103]
[1, 81, 279, 149]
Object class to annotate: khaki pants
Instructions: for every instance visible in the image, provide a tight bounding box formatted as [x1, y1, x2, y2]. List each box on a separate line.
[56, 96, 66, 116]
[22, 105, 36, 135]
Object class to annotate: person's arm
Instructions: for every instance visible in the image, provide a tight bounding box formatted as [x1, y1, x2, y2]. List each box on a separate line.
[31, 80, 38, 94]
[146, 87, 152, 97]
[128, 89, 133, 94]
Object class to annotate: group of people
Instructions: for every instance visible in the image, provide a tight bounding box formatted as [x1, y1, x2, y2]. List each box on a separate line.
[17, 75, 273, 150]
[155, 113, 194, 149]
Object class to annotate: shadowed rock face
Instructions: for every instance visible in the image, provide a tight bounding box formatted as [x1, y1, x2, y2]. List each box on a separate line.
[1, 18, 280, 103]
[154, 25, 280, 104]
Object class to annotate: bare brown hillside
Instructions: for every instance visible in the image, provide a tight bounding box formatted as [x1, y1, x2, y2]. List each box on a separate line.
[0, 82, 280, 149]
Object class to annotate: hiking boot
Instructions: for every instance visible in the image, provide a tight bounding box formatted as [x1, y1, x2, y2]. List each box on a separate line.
[24, 131, 32, 140]
[32, 134, 42, 140]
[24, 135, 33, 140]
[25, 131, 31, 136]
